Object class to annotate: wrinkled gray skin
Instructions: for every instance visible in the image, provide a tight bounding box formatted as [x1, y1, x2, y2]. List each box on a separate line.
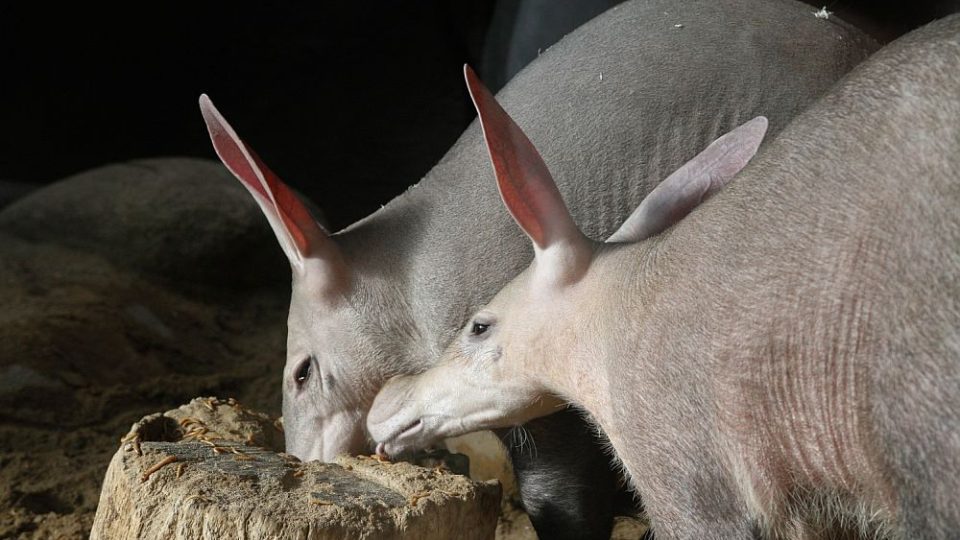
[371, 15, 960, 539]
[204, 0, 875, 537]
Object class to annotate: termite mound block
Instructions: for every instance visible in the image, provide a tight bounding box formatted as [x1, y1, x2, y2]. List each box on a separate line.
[90, 397, 501, 540]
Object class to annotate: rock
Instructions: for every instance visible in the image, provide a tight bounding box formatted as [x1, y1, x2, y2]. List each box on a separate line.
[91, 398, 501, 539]
[0, 179, 39, 209]
[0, 157, 322, 293]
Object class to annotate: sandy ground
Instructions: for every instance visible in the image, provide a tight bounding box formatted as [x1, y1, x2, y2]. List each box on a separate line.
[0, 234, 289, 539]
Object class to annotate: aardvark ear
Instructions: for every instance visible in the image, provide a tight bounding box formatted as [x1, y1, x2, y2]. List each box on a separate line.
[199, 95, 348, 292]
[464, 65, 591, 285]
[608, 116, 768, 243]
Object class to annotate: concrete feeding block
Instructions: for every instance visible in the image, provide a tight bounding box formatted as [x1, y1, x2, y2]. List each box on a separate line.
[91, 398, 501, 539]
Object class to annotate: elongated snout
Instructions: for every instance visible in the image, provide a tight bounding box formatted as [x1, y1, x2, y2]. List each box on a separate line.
[367, 374, 436, 457]
[368, 358, 565, 459]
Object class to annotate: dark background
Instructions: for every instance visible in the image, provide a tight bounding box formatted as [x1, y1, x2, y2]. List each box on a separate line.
[2, 0, 959, 230]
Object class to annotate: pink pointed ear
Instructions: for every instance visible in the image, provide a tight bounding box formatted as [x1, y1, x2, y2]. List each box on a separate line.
[607, 116, 768, 243]
[464, 65, 586, 254]
[199, 95, 343, 278]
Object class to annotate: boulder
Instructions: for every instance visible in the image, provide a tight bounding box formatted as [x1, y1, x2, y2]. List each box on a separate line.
[0, 157, 321, 293]
[0, 179, 38, 209]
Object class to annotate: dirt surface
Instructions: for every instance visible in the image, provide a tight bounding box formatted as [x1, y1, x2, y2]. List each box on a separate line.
[0, 243, 288, 539]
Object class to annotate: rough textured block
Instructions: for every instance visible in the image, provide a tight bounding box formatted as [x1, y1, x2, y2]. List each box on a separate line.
[91, 398, 501, 539]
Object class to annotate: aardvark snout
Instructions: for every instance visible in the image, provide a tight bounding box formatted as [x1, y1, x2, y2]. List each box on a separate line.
[367, 375, 426, 452]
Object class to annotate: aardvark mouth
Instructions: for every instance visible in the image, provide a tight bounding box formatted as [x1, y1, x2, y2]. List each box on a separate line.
[375, 418, 425, 458]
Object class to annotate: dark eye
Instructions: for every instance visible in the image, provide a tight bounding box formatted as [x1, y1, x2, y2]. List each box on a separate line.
[295, 358, 311, 385]
[471, 322, 490, 336]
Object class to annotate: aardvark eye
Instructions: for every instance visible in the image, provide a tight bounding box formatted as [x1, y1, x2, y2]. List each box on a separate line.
[295, 358, 311, 385]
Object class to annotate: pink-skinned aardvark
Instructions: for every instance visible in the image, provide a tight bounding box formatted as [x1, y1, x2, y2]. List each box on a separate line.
[369, 14, 960, 540]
